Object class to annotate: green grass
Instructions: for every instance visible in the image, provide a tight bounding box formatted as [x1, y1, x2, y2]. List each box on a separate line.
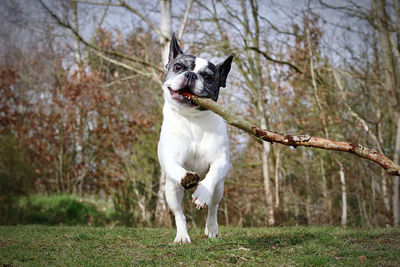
[1, 226, 399, 266]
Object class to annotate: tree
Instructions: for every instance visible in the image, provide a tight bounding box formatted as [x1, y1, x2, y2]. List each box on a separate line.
[373, 0, 400, 227]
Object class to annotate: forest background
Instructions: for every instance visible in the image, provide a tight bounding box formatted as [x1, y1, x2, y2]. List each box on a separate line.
[1, 0, 400, 229]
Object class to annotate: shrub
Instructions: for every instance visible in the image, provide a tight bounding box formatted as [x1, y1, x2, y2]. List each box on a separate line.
[9, 194, 116, 226]
[0, 132, 36, 224]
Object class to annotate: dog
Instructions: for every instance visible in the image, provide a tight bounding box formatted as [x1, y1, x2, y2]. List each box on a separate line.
[158, 34, 233, 243]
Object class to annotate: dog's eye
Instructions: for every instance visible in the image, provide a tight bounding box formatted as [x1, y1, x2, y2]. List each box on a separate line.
[174, 63, 183, 72]
[203, 74, 214, 83]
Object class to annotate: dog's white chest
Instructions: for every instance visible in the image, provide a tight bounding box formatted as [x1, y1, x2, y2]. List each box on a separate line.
[158, 102, 229, 178]
[181, 128, 215, 177]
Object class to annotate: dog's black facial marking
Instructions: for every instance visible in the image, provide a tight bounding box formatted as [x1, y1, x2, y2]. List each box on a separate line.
[194, 61, 220, 102]
[207, 62, 218, 74]
[175, 55, 196, 71]
[199, 63, 217, 84]
[164, 55, 196, 84]
[216, 55, 233, 88]
[168, 33, 183, 66]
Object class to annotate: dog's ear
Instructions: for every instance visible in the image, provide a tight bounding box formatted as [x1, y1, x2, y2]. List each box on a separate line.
[167, 33, 183, 67]
[216, 55, 233, 88]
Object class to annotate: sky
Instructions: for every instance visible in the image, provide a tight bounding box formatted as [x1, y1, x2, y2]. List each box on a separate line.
[0, 0, 369, 51]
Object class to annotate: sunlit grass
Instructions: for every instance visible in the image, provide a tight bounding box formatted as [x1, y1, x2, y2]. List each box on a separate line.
[1, 225, 399, 266]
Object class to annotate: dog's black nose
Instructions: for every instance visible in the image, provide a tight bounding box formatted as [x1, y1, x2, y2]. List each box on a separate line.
[184, 71, 197, 81]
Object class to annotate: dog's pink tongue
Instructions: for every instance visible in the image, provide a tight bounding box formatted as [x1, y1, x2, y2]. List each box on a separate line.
[168, 87, 185, 102]
[169, 89, 179, 97]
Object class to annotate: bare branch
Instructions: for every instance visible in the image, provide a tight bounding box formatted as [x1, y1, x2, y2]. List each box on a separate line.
[245, 46, 304, 74]
[306, 28, 329, 138]
[178, 0, 193, 40]
[257, 14, 296, 36]
[38, 0, 163, 74]
[91, 50, 161, 85]
[101, 74, 137, 88]
[118, 0, 162, 37]
[332, 69, 384, 154]
[83, 0, 111, 61]
[74, 0, 121, 7]
[190, 95, 400, 177]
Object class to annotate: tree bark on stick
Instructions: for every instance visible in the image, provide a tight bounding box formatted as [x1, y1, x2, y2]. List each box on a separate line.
[190, 95, 400, 177]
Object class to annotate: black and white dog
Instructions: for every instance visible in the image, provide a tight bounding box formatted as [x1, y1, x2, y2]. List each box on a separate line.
[158, 34, 233, 243]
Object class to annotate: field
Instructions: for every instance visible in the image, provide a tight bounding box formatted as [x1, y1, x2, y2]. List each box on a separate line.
[1, 225, 399, 266]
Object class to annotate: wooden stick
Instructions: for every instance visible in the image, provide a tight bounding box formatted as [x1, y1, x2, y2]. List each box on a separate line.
[191, 95, 400, 176]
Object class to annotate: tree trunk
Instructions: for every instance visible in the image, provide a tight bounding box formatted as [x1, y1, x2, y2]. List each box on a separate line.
[289, 178, 299, 226]
[74, 109, 84, 195]
[259, 93, 275, 225]
[358, 180, 371, 226]
[371, 173, 377, 225]
[274, 147, 280, 210]
[338, 162, 347, 227]
[305, 165, 311, 225]
[362, 181, 372, 227]
[374, 0, 397, 103]
[251, 0, 275, 226]
[392, 0, 400, 227]
[155, 171, 171, 226]
[382, 169, 391, 216]
[357, 192, 363, 225]
[393, 115, 400, 226]
[371, 8, 392, 223]
[154, 0, 172, 227]
[373, 0, 400, 225]
[320, 158, 331, 223]
[262, 136, 275, 226]
[70, 0, 81, 64]
[159, 0, 172, 65]
[223, 199, 229, 226]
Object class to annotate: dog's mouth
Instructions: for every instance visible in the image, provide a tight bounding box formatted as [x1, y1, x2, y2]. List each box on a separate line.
[168, 87, 196, 106]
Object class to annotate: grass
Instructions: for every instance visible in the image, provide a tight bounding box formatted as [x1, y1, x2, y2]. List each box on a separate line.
[0, 225, 399, 266]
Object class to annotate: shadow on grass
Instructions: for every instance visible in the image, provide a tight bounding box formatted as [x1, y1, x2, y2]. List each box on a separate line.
[244, 232, 316, 250]
[341, 230, 400, 250]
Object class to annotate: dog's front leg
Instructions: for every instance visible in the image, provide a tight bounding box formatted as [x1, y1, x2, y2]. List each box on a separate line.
[162, 158, 200, 189]
[159, 142, 199, 243]
[165, 179, 191, 243]
[158, 138, 200, 189]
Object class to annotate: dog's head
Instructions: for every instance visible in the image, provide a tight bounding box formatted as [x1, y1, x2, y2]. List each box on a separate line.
[163, 34, 233, 109]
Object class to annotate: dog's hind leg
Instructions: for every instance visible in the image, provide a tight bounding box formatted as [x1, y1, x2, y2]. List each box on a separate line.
[165, 179, 191, 244]
[205, 179, 224, 238]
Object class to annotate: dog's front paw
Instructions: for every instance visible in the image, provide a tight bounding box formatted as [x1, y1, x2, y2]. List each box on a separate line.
[205, 223, 219, 239]
[192, 182, 213, 209]
[181, 171, 200, 190]
[174, 232, 191, 244]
